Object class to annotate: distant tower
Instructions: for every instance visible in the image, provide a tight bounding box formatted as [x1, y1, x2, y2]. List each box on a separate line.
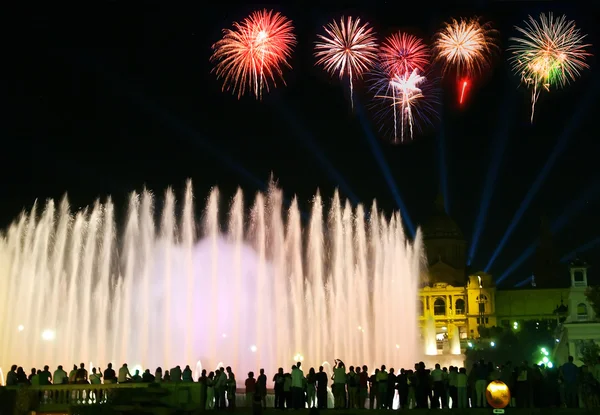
[533, 216, 560, 288]
[566, 258, 594, 322]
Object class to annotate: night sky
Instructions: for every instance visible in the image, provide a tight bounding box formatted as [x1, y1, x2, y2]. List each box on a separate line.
[4, 1, 599, 286]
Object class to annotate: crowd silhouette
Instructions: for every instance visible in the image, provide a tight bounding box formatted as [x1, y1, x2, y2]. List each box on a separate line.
[3, 356, 600, 410]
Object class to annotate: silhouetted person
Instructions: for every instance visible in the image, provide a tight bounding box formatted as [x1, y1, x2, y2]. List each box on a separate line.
[76, 363, 88, 384]
[316, 366, 328, 409]
[397, 369, 408, 409]
[142, 369, 155, 382]
[246, 371, 257, 407]
[118, 363, 132, 383]
[16, 367, 28, 384]
[257, 368, 267, 408]
[306, 367, 317, 408]
[103, 363, 116, 384]
[53, 365, 67, 385]
[183, 365, 193, 382]
[358, 365, 369, 409]
[291, 364, 304, 409]
[171, 365, 182, 382]
[28, 368, 36, 384]
[215, 367, 227, 409]
[90, 368, 102, 384]
[431, 363, 445, 408]
[69, 365, 77, 383]
[273, 367, 285, 409]
[206, 371, 216, 409]
[387, 368, 396, 409]
[415, 362, 429, 409]
[561, 356, 579, 408]
[376, 365, 388, 409]
[369, 369, 378, 409]
[226, 366, 237, 408]
[39, 365, 52, 386]
[198, 369, 208, 410]
[6, 365, 18, 386]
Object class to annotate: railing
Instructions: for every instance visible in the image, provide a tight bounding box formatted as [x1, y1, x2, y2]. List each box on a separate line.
[1, 382, 273, 413]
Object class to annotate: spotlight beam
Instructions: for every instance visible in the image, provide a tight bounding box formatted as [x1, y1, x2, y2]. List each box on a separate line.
[514, 276, 533, 288]
[560, 236, 600, 263]
[485, 79, 599, 273]
[355, 99, 416, 237]
[436, 114, 450, 214]
[496, 178, 600, 285]
[75, 52, 265, 191]
[468, 89, 515, 266]
[272, 101, 360, 205]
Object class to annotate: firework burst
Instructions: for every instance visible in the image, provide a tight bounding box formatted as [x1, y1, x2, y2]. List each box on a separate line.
[370, 67, 439, 143]
[315, 16, 378, 108]
[379, 32, 431, 75]
[509, 13, 592, 122]
[433, 17, 497, 104]
[210, 10, 296, 100]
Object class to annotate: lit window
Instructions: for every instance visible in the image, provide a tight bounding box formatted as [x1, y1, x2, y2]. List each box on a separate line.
[434, 298, 446, 316]
[455, 299, 465, 315]
[577, 303, 588, 321]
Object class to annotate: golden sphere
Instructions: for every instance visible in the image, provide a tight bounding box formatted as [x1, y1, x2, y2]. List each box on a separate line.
[486, 380, 510, 409]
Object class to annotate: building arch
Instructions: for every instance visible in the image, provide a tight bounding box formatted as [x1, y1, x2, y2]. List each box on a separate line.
[434, 298, 446, 316]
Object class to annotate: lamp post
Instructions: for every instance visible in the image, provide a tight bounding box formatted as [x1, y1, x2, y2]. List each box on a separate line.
[478, 275, 485, 328]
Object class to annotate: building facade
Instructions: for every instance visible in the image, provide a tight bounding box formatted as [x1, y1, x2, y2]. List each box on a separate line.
[418, 193, 597, 357]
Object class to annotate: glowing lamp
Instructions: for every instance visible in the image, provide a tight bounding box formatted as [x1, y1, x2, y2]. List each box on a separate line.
[486, 380, 510, 409]
[17, 325, 24, 332]
[41, 329, 55, 341]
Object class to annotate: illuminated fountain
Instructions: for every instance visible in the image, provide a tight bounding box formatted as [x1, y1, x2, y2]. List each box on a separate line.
[0, 180, 422, 379]
[424, 316, 438, 355]
[450, 325, 461, 355]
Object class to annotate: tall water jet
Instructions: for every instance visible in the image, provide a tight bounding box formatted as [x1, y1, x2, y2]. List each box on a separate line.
[450, 325, 461, 355]
[424, 316, 438, 356]
[0, 181, 422, 379]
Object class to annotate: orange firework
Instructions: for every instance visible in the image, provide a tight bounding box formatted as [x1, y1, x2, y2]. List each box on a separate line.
[433, 17, 497, 104]
[210, 10, 296, 100]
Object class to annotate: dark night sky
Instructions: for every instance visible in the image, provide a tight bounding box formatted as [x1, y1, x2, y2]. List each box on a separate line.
[3, 1, 599, 286]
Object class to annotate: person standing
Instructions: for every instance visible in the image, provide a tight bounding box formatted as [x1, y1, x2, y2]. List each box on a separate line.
[245, 372, 257, 407]
[256, 369, 267, 409]
[273, 368, 285, 409]
[291, 365, 304, 409]
[316, 366, 328, 409]
[358, 365, 369, 409]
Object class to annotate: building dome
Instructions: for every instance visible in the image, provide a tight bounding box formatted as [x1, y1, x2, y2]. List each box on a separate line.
[421, 192, 464, 241]
[421, 191, 467, 284]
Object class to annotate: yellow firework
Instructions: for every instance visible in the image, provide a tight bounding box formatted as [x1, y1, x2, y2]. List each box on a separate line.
[433, 17, 497, 76]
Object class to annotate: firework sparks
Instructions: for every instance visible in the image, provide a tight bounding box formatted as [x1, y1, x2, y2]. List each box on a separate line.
[508, 13, 592, 122]
[433, 17, 497, 103]
[379, 32, 431, 75]
[315, 16, 378, 108]
[370, 68, 438, 143]
[210, 10, 296, 100]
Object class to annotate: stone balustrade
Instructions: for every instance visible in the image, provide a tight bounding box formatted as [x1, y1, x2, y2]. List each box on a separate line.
[1, 382, 271, 413]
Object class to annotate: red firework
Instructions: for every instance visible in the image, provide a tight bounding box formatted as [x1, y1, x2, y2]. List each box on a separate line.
[210, 10, 296, 100]
[379, 32, 431, 76]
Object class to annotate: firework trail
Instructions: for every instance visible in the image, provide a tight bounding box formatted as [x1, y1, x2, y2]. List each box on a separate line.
[433, 17, 497, 104]
[508, 13, 592, 122]
[210, 10, 296, 100]
[315, 16, 378, 108]
[379, 32, 431, 75]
